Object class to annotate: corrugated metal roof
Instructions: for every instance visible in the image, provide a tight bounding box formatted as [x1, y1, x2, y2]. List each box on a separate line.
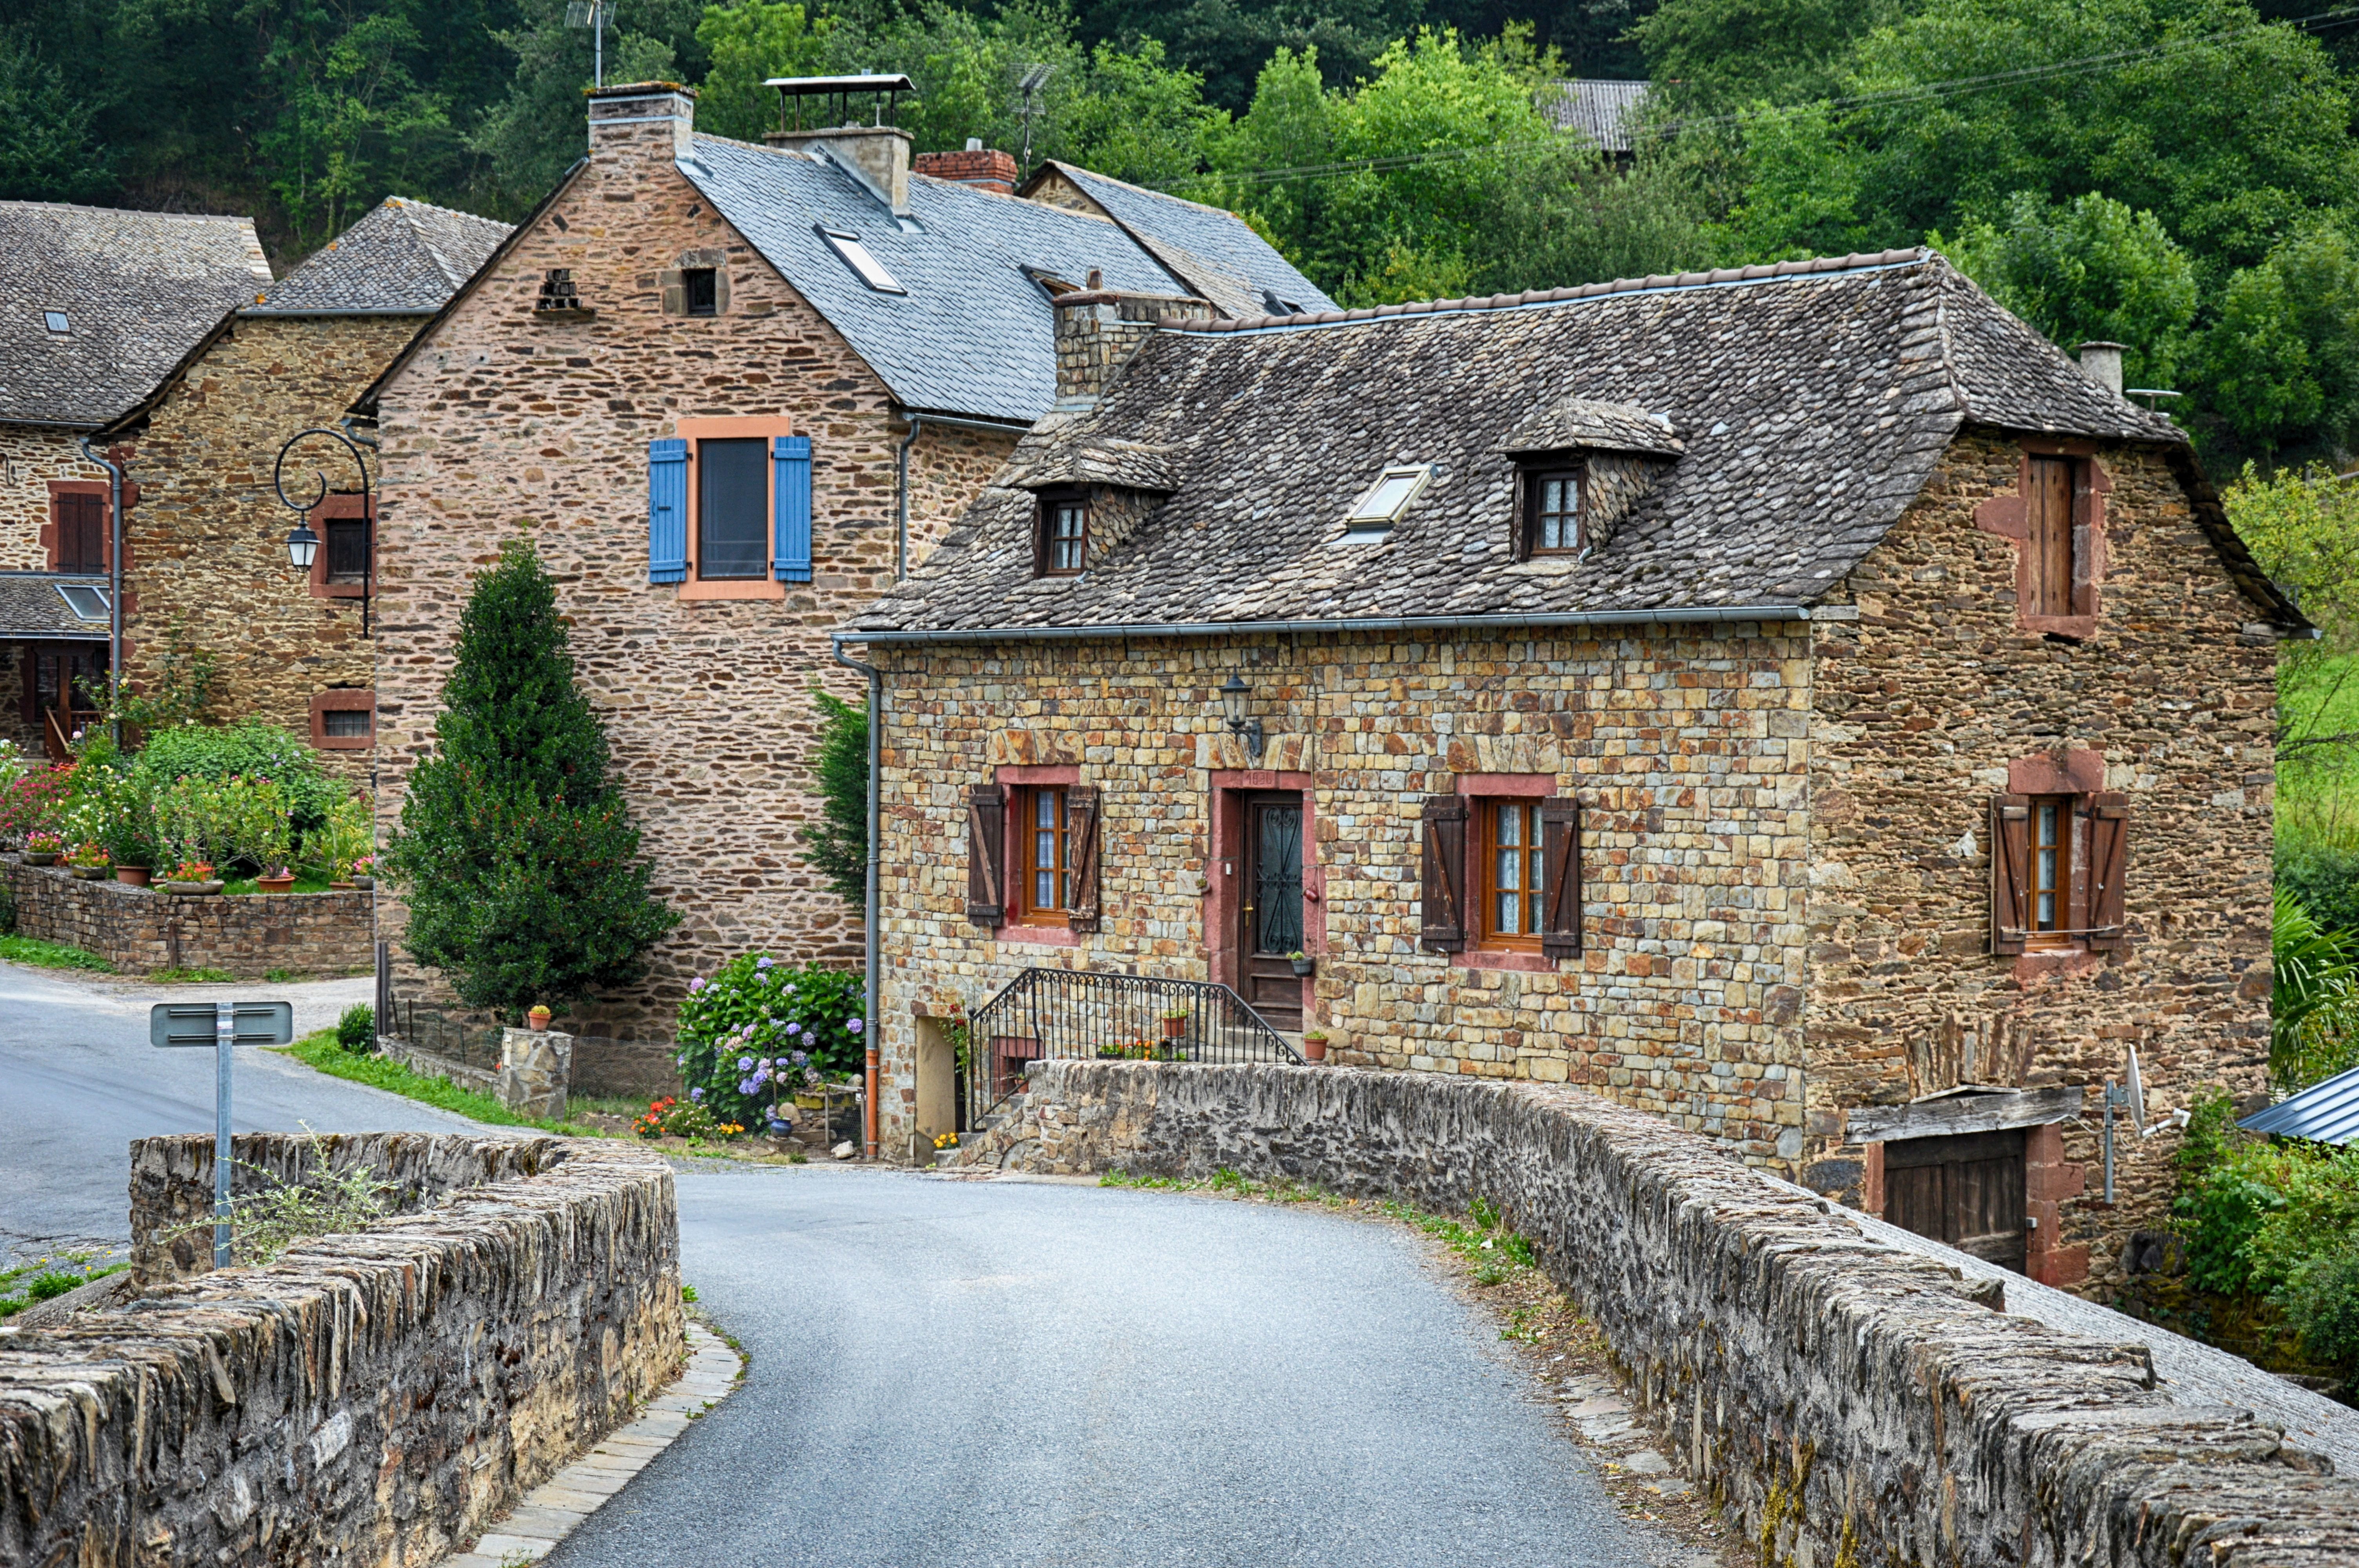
[2240, 1063, 2359, 1145]
[1541, 80, 1652, 153]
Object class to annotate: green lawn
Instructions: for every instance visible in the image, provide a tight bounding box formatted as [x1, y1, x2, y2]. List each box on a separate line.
[2279, 649, 2359, 848]
[0, 935, 112, 973]
[276, 1031, 610, 1136]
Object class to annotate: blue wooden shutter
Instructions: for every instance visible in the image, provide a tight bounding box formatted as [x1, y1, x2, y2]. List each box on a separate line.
[648, 438, 688, 583]
[773, 435, 812, 583]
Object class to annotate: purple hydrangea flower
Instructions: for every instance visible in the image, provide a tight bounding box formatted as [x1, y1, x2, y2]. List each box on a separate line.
[759, 1058, 772, 1069]
[789, 1051, 808, 1067]
[738, 1055, 754, 1071]
[689, 1088, 704, 1101]
[756, 956, 774, 970]
[848, 1017, 864, 1034]
[689, 977, 705, 993]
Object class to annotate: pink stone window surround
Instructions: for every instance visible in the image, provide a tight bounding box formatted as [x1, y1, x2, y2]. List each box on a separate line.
[1453, 772, 1564, 973]
[1972, 441, 2110, 640]
[307, 492, 371, 600]
[994, 763, 1080, 947]
[2003, 747, 2108, 975]
[674, 415, 792, 602]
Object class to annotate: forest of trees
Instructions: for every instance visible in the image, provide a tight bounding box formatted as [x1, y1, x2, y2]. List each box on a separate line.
[7, 0, 2359, 469]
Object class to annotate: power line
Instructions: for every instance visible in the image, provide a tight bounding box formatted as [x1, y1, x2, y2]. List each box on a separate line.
[1160, 4, 2359, 193]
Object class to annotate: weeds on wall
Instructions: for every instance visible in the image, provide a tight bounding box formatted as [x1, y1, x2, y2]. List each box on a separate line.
[169, 1131, 399, 1268]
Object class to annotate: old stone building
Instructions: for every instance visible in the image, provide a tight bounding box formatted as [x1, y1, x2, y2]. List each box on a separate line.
[355, 82, 1330, 1036]
[844, 250, 2297, 1291]
[0, 201, 271, 758]
[97, 198, 507, 777]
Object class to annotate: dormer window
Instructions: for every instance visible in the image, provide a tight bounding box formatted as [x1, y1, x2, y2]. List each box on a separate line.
[684, 267, 718, 316]
[1341, 465, 1432, 541]
[1038, 493, 1088, 575]
[1524, 468, 1582, 555]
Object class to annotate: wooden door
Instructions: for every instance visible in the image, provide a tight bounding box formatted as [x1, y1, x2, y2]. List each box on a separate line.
[1885, 1129, 2027, 1271]
[1236, 794, 1304, 1031]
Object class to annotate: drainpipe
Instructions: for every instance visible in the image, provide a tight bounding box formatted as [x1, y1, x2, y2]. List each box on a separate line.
[76, 435, 123, 747]
[832, 641, 884, 1159]
[894, 414, 922, 582]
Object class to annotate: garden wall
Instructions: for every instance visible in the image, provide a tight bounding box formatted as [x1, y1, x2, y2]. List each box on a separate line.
[962, 1063, 2359, 1568]
[1, 856, 372, 976]
[0, 1131, 683, 1566]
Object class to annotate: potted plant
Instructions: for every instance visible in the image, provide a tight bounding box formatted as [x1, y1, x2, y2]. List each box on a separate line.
[350, 854, 374, 891]
[65, 841, 110, 878]
[22, 829, 62, 866]
[527, 1004, 552, 1031]
[115, 864, 152, 888]
[1160, 1005, 1190, 1039]
[255, 866, 296, 893]
[1289, 949, 1315, 977]
[164, 861, 222, 895]
[1302, 1029, 1330, 1063]
[765, 1109, 795, 1138]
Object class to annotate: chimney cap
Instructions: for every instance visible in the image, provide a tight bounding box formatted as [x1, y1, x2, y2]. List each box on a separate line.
[966, 137, 984, 151]
[764, 73, 916, 93]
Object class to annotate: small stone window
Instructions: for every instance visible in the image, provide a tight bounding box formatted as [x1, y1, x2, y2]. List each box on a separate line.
[310, 689, 376, 751]
[1522, 468, 1582, 555]
[660, 251, 731, 316]
[684, 268, 718, 317]
[1037, 493, 1088, 576]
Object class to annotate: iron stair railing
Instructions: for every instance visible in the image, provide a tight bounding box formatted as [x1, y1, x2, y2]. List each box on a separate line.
[961, 967, 1301, 1128]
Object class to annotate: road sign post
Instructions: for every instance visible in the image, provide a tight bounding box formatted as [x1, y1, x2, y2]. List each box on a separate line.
[150, 1002, 294, 1268]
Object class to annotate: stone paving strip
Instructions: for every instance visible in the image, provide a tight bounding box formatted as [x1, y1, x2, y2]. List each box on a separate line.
[440, 1323, 742, 1567]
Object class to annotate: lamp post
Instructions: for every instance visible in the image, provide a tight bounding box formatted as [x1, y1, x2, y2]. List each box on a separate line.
[1219, 672, 1264, 763]
[272, 426, 373, 635]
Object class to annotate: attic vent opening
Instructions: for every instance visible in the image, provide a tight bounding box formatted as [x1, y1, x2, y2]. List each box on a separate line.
[684, 268, 718, 316]
[819, 228, 905, 294]
[42, 311, 68, 334]
[1338, 465, 1432, 541]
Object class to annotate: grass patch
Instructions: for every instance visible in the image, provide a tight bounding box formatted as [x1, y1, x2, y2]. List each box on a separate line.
[149, 966, 235, 984]
[0, 934, 112, 973]
[0, 1250, 131, 1318]
[276, 1030, 609, 1137]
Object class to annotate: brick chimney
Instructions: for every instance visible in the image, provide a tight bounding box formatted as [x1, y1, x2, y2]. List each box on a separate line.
[587, 81, 696, 164]
[2075, 341, 2126, 396]
[914, 140, 1021, 196]
[1053, 274, 1217, 407]
[767, 124, 913, 216]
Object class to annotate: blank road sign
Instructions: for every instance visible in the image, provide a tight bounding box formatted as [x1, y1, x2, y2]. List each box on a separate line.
[149, 1002, 295, 1047]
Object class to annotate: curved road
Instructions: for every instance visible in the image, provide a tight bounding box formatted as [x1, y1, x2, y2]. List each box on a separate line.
[550, 1167, 1688, 1568]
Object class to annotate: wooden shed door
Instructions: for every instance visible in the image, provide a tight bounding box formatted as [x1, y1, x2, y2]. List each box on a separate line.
[1885, 1129, 2027, 1272]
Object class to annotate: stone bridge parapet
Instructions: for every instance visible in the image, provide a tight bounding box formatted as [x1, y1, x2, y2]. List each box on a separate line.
[962, 1062, 2357, 1568]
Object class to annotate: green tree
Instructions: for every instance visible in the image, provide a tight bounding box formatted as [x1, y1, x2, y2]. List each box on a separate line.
[382, 540, 676, 1020]
[694, 0, 832, 142]
[1633, 0, 1902, 113]
[2197, 221, 2359, 465]
[796, 688, 868, 907]
[0, 25, 114, 201]
[472, 0, 704, 217]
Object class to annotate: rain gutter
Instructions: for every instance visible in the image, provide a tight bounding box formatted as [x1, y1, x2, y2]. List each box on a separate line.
[832, 602, 1823, 648]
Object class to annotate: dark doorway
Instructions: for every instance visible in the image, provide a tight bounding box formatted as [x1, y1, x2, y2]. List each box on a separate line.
[1236, 793, 1304, 1031]
[1884, 1128, 2028, 1272]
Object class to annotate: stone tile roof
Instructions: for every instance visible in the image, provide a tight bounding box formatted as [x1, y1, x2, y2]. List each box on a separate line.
[1028, 161, 1335, 319]
[0, 572, 111, 640]
[246, 198, 510, 315]
[1541, 80, 1652, 154]
[853, 250, 2293, 637]
[0, 201, 271, 427]
[1500, 397, 1683, 458]
[680, 136, 1205, 425]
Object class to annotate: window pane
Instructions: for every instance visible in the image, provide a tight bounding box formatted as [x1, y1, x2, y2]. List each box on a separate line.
[1355, 474, 1417, 520]
[698, 438, 767, 579]
[1049, 503, 1086, 572]
[322, 708, 370, 738]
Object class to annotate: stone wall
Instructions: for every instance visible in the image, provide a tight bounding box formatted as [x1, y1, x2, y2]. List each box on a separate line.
[2, 857, 372, 976]
[369, 91, 1016, 1041]
[964, 1062, 2356, 1568]
[114, 315, 412, 783]
[1804, 433, 2278, 1290]
[1, 1131, 683, 1567]
[0, 419, 108, 572]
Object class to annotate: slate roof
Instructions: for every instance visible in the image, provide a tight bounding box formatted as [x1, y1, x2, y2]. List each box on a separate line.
[680, 136, 1207, 424]
[0, 201, 271, 427]
[0, 573, 111, 640]
[1541, 80, 1652, 154]
[852, 250, 2297, 637]
[1022, 161, 1335, 319]
[247, 198, 510, 315]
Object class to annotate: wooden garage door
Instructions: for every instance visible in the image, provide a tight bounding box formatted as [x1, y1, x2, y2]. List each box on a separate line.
[1885, 1128, 2027, 1272]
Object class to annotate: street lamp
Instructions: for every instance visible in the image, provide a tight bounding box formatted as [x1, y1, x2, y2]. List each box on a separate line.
[272, 425, 373, 635]
[1219, 672, 1264, 762]
[285, 522, 320, 571]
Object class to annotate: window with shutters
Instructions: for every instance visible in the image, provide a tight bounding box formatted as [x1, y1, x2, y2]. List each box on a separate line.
[1975, 447, 2108, 637]
[1424, 781, 1581, 967]
[1037, 493, 1088, 576]
[306, 492, 373, 600]
[976, 769, 1098, 940]
[1015, 786, 1071, 920]
[663, 418, 802, 601]
[1990, 788, 2128, 956]
[47, 488, 107, 573]
[698, 436, 767, 579]
[1478, 799, 1546, 951]
[2024, 455, 2083, 620]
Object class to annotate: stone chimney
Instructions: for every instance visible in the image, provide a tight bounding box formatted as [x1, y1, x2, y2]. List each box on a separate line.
[1053, 275, 1217, 407]
[767, 124, 913, 216]
[587, 81, 696, 165]
[914, 141, 1021, 196]
[2075, 341, 2126, 396]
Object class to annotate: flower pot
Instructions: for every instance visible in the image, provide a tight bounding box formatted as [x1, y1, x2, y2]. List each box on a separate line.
[1303, 1038, 1329, 1063]
[255, 873, 295, 894]
[766, 1117, 795, 1138]
[329, 880, 357, 891]
[71, 866, 109, 880]
[350, 876, 373, 890]
[22, 852, 56, 866]
[527, 1007, 551, 1031]
[1161, 1016, 1187, 1038]
[1290, 956, 1315, 977]
[114, 866, 151, 887]
[165, 880, 224, 897]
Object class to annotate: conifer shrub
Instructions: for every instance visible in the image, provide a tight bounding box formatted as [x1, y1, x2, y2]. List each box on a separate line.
[796, 688, 867, 907]
[382, 541, 676, 1019]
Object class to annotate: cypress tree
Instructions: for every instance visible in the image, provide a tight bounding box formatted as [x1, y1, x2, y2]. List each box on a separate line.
[796, 688, 868, 908]
[383, 541, 676, 1019]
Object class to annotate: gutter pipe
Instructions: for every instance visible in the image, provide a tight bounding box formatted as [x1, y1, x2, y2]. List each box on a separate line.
[831, 640, 884, 1160]
[831, 602, 1825, 649]
[76, 436, 124, 746]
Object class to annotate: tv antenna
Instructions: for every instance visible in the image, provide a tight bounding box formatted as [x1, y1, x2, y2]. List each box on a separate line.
[1016, 64, 1052, 176]
[565, 0, 609, 89]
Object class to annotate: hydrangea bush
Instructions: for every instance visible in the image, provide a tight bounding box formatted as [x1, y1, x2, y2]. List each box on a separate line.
[674, 955, 866, 1127]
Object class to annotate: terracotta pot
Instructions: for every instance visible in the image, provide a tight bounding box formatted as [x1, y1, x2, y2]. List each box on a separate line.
[527, 1007, 551, 1031]
[22, 851, 56, 866]
[329, 880, 357, 891]
[255, 874, 295, 894]
[1161, 1016, 1187, 1038]
[1303, 1038, 1329, 1063]
[115, 866, 151, 887]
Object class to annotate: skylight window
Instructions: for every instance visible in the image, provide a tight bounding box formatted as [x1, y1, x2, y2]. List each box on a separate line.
[42, 311, 69, 334]
[1344, 465, 1432, 532]
[54, 583, 108, 621]
[818, 228, 905, 294]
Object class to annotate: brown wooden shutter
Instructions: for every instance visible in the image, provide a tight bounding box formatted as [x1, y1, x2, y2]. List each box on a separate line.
[966, 783, 1007, 927]
[2026, 456, 2073, 617]
[1539, 797, 1582, 959]
[1989, 794, 2031, 955]
[1065, 785, 1102, 934]
[2088, 792, 2128, 950]
[1419, 795, 1468, 953]
[1509, 470, 1533, 563]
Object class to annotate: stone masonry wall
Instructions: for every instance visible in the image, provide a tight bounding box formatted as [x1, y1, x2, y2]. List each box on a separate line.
[370, 99, 1016, 1040]
[869, 622, 1814, 1163]
[963, 1062, 2356, 1568]
[0, 1131, 683, 1567]
[1804, 434, 2276, 1292]
[115, 315, 411, 783]
[0, 419, 107, 571]
[2, 856, 372, 976]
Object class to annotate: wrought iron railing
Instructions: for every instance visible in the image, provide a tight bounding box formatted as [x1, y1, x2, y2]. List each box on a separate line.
[384, 998, 503, 1071]
[962, 967, 1299, 1127]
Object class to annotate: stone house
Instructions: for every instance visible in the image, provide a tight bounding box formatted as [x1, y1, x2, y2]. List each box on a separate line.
[0, 201, 271, 759]
[843, 249, 2299, 1291]
[352, 82, 1331, 1037]
[96, 198, 507, 778]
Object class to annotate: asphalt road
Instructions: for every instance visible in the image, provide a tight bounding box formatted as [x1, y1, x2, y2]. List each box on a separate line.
[548, 1167, 1687, 1568]
[0, 961, 482, 1266]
